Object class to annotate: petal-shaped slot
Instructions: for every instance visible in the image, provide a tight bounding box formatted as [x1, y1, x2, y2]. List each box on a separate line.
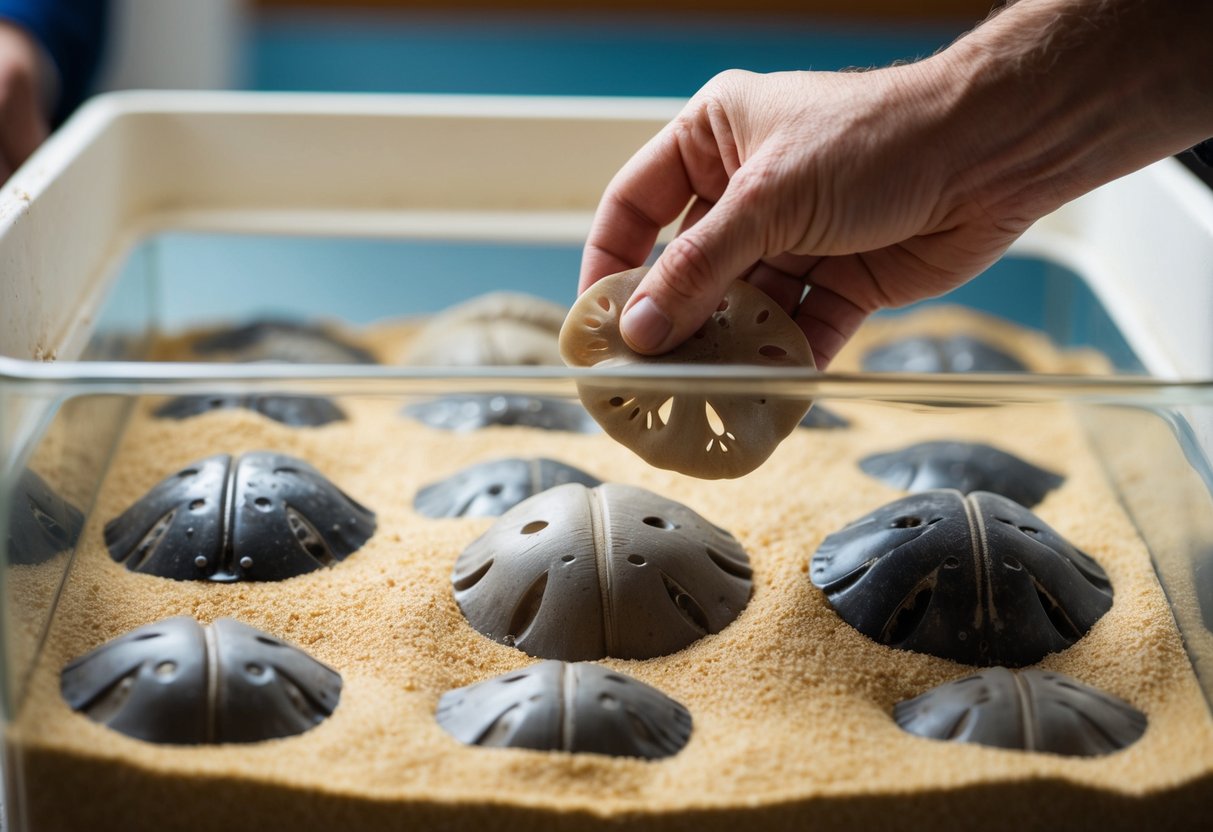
[453, 482, 751, 661]
[191, 320, 376, 364]
[435, 660, 691, 759]
[154, 395, 346, 428]
[859, 441, 1063, 507]
[560, 268, 814, 479]
[402, 394, 599, 434]
[414, 458, 602, 518]
[894, 667, 1146, 757]
[103, 452, 375, 582]
[810, 490, 1112, 666]
[862, 335, 1026, 373]
[6, 468, 85, 566]
[403, 292, 568, 366]
[60, 616, 342, 745]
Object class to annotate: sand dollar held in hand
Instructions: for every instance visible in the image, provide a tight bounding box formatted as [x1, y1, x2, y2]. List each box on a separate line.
[560, 268, 814, 479]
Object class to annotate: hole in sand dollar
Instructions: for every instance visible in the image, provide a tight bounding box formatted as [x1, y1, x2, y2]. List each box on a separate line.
[657, 397, 675, 425]
[521, 520, 549, 534]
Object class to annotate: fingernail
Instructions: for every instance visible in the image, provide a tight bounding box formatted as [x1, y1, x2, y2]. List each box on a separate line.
[621, 296, 672, 352]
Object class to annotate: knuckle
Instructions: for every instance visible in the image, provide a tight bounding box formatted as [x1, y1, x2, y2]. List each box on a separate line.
[707, 68, 754, 93]
[657, 236, 719, 302]
[667, 112, 697, 149]
[734, 149, 786, 192]
[692, 69, 753, 114]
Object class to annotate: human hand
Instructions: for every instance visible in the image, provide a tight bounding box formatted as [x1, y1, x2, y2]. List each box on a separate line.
[0, 20, 50, 183]
[579, 0, 1213, 369]
[580, 66, 1014, 369]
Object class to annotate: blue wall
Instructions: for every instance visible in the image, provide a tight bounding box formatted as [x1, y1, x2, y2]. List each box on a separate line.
[250, 13, 962, 97]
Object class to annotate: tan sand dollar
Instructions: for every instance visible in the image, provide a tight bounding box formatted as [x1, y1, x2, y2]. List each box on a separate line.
[560, 267, 814, 479]
[404, 292, 567, 366]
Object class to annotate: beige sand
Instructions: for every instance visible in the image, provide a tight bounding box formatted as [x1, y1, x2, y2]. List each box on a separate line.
[6, 307, 1211, 831]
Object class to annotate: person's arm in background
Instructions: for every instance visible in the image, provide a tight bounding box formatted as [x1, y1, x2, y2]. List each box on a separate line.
[580, 0, 1213, 368]
[0, 0, 109, 181]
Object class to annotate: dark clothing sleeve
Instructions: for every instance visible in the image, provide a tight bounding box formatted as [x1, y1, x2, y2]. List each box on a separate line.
[0, 0, 109, 124]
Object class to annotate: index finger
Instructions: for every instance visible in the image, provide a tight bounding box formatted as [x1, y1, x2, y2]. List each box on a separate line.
[579, 95, 737, 294]
[579, 127, 695, 293]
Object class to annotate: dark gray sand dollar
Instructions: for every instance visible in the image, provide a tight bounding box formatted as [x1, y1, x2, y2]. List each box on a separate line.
[154, 394, 346, 427]
[863, 335, 1027, 373]
[895, 667, 1146, 757]
[799, 405, 850, 430]
[1196, 548, 1213, 634]
[402, 394, 599, 434]
[436, 660, 691, 759]
[453, 482, 752, 661]
[192, 320, 376, 364]
[61, 616, 342, 745]
[6, 468, 84, 566]
[414, 457, 601, 518]
[104, 452, 375, 582]
[859, 441, 1063, 507]
[811, 490, 1112, 666]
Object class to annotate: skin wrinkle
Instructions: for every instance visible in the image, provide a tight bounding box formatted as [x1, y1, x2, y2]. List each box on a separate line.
[653, 235, 722, 307]
[703, 96, 742, 178]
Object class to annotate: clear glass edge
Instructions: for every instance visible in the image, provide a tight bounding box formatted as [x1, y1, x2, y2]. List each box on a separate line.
[2, 358, 1212, 405]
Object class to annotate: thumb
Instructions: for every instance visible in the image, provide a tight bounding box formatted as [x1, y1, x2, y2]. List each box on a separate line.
[620, 175, 770, 354]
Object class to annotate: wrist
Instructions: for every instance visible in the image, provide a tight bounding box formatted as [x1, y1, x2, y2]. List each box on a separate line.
[925, 0, 1213, 224]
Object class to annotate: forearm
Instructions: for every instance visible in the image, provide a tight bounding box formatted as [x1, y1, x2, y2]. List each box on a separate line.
[923, 0, 1213, 225]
